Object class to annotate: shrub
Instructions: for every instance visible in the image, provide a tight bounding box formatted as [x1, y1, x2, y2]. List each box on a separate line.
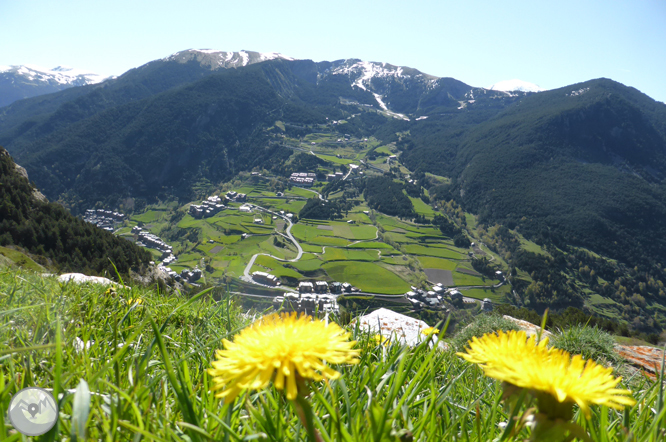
[451, 313, 520, 351]
[550, 325, 623, 366]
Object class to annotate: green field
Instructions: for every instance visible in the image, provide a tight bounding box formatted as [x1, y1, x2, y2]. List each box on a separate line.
[403, 244, 463, 259]
[252, 255, 303, 279]
[417, 256, 458, 270]
[460, 286, 509, 303]
[452, 270, 496, 287]
[320, 248, 379, 262]
[410, 197, 436, 216]
[322, 261, 411, 294]
[125, 178, 487, 293]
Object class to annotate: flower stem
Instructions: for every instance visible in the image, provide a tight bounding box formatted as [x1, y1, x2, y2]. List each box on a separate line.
[292, 393, 324, 442]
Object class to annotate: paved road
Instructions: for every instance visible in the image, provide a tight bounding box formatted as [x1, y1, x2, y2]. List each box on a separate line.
[242, 204, 303, 283]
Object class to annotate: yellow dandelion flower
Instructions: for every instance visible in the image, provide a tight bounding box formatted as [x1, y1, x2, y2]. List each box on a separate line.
[421, 327, 440, 336]
[457, 330, 636, 417]
[126, 298, 143, 305]
[208, 312, 360, 402]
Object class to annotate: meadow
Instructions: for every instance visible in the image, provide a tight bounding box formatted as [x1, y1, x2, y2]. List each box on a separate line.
[1, 269, 664, 441]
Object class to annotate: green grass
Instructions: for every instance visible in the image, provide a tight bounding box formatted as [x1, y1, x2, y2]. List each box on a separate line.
[1, 268, 664, 441]
[450, 314, 521, 352]
[289, 256, 324, 272]
[460, 286, 508, 303]
[322, 261, 410, 294]
[309, 236, 351, 247]
[252, 255, 303, 280]
[131, 209, 166, 223]
[519, 236, 549, 256]
[551, 325, 624, 366]
[0, 246, 44, 272]
[409, 197, 436, 216]
[417, 256, 458, 270]
[403, 244, 463, 259]
[320, 248, 379, 262]
[452, 270, 495, 286]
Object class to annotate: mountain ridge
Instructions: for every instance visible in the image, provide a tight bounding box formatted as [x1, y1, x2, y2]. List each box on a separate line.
[0, 64, 108, 108]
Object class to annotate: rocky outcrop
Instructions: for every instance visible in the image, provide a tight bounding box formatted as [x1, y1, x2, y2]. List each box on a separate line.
[615, 345, 665, 379]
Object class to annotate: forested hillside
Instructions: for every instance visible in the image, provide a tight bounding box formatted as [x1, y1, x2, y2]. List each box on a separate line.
[0, 147, 151, 277]
[403, 79, 666, 266]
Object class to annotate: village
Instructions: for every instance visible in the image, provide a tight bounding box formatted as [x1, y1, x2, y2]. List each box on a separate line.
[83, 181, 501, 317]
[83, 208, 126, 231]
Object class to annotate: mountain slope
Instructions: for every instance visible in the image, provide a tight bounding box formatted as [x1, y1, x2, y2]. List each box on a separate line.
[0, 147, 151, 277]
[403, 78, 666, 265]
[0, 50, 296, 151]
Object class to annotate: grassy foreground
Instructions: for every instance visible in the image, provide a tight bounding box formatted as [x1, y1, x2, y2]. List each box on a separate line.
[1, 268, 665, 441]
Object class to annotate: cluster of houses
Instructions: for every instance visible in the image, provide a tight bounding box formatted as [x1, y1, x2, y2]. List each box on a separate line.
[249, 272, 360, 294]
[405, 285, 493, 312]
[131, 226, 174, 259]
[298, 281, 359, 294]
[326, 171, 345, 181]
[272, 292, 338, 315]
[189, 195, 226, 219]
[405, 285, 460, 310]
[83, 209, 126, 231]
[289, 172, 316, 187]
[158, 266, 202, 283]
[252, 271, 281, 286]
[226, 191, 247, 202]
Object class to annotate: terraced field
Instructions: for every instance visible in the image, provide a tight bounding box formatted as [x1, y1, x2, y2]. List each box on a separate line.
[126, 179, 505, 297]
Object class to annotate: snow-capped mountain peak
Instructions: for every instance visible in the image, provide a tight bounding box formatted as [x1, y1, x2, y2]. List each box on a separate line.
[1, 64, 106, 85]
[162, 49, 295, 70]
[0, 64, 108, 107]
[487, 79, 546, 93]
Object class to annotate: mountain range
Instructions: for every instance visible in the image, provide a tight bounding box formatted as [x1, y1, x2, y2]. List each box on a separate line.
[1, 48, 665, 273]
[0, 64, 107, 108]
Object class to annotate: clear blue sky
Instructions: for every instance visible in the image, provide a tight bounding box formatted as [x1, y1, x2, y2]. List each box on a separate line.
[2, 0, 665, 102]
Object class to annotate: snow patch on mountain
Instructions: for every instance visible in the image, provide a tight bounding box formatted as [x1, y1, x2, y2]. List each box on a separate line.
[240, 51, 249, 67]
[333, 60, 416, 91]
[373, 92, 389, 111]
[1, 64, 106, 85]
[487, 79, 545, 93]
[162, 49, 295, 70]
[259, 52, 295, 62]
[373, 92, 410, 121]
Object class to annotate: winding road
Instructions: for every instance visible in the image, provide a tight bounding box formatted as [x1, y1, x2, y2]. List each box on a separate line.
[242, 204, 303, 286]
